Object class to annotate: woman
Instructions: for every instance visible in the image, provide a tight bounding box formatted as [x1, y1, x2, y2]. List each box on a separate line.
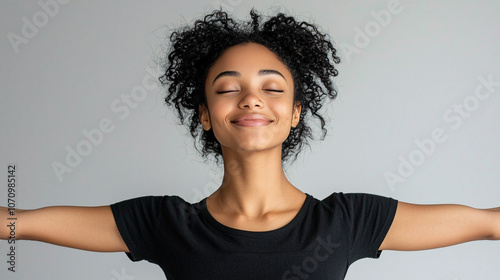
[1, 9, 499, 280]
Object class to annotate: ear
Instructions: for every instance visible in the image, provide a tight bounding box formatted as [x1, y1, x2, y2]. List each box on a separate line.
[291, 101, 302, 128]
[199, 104, 212, 131]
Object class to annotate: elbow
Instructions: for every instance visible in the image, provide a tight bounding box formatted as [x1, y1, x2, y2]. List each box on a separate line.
[494, 213, 500, 240]
[487, 228, 500, 241]
[484, 231, 498, 241]
[485, 208, 500, 241]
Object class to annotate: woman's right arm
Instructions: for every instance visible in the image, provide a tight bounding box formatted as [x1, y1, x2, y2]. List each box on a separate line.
[0, 205, 129, 253]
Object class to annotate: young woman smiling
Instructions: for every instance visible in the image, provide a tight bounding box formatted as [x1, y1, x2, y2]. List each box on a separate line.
[1, 9, 499, 280]
[201, 42, 307, 233]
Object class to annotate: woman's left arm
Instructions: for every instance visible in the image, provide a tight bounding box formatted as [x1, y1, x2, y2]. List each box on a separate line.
[379, 202, 500, 251]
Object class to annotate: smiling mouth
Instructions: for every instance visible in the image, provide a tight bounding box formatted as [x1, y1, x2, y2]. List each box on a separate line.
[230, 115, 274, 127]
[231, 120, 273, 127]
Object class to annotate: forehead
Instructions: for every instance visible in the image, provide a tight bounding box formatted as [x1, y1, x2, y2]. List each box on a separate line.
[206, 43, 293, 81]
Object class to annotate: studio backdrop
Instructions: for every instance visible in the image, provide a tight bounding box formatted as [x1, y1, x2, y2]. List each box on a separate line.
[1, 0, 499, 279]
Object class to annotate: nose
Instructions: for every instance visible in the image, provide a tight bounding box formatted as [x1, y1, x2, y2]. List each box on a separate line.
[238, 89, 264, 109]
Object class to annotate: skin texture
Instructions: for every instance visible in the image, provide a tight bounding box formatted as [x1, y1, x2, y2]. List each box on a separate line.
[201, 43, 301, 159]
[380, 203, 500, 250]
[201, 43, 306, 231]
[0, 206, 128, 252]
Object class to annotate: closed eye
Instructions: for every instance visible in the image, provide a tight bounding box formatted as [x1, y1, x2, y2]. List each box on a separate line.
[264, 89, 284, 92]
[216, 89, 284, 94]
[216, 90, 239, 94]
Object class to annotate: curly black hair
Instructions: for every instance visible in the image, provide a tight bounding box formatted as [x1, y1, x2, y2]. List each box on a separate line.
[159, 9, 340, 163]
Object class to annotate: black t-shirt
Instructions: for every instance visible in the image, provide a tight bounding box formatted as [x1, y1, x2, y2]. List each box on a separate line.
[110, 192, 398, 280]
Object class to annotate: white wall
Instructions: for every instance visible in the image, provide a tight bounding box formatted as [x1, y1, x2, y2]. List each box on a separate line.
[1, 0, 499, 279]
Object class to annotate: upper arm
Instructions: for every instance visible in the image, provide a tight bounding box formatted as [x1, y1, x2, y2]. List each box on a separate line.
[18, 205, 129, 253]
[379, 201, 498, 251]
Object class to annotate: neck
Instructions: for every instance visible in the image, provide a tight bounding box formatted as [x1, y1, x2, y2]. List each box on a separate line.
[210, 147, 303, 217]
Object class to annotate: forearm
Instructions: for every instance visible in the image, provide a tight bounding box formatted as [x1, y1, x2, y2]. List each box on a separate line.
[0, 206, 8, 239]
[2, 205, 127, 252]
[1, 206, 24, 240]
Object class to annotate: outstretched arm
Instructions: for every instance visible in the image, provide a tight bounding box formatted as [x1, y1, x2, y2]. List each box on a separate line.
[379, 202, 500, 251]
[1, 206, 128, 253]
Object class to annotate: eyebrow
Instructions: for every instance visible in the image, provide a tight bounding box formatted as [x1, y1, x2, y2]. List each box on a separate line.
[212, 69, 287, 85]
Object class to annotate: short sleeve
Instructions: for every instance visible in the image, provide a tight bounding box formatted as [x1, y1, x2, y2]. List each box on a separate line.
[110, 196, 167, 262]
[343, 193, 398, 265]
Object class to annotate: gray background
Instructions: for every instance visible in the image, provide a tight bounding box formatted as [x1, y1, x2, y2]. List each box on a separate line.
[1, 0, 499, 279]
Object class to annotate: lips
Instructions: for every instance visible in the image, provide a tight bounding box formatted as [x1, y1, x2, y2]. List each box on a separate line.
[230, 114, 273, 127]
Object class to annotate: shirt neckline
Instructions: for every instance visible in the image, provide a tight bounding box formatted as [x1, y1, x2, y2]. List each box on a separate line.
[199, 193, 313, 238]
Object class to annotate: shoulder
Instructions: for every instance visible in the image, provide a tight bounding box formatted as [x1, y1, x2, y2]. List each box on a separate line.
[110, 195, 197, 218]
[320, 192, 396, 206]
[317, 192, 398, 219]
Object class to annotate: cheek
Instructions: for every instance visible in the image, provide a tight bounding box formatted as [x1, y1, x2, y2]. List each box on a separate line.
[275, 100, 296, 123]
[208, 99, 231, 126]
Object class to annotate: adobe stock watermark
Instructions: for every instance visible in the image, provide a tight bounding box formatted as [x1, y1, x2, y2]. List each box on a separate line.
[6, 164, 18, 273]
[7, 0, 71, 54]
[178, 159, 243, 225]
[190, 159, 242, 203]
[339, 0, 408, 64]
[282, 234, 341, 280]
[110, 267, 135, 280]
[51, 66, 159, 182]
[385, 74, 499, 191]
[191, 168, 219, 203]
